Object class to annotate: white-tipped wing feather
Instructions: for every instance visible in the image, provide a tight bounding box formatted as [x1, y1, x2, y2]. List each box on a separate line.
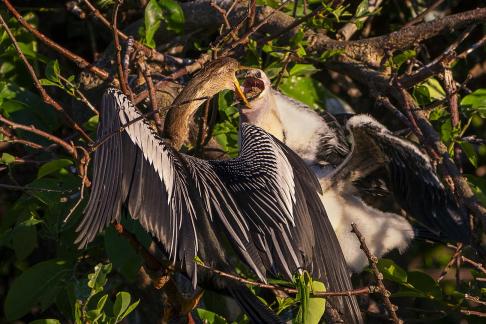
[333, 115, 470, 243]
[76, 89, 267, 285]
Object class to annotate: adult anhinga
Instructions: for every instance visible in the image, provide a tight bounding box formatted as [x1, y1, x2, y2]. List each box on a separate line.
[75, 58, 363, 323]
[241, 69, 471, 272]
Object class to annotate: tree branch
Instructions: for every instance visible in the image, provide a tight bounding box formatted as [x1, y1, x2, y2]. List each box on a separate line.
[0, 12, 93, 144]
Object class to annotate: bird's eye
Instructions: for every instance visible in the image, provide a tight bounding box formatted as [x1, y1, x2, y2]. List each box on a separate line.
[255, 71, 261, 78]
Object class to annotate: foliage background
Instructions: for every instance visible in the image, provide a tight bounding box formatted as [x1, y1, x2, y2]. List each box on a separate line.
[0, 0, 486, 323]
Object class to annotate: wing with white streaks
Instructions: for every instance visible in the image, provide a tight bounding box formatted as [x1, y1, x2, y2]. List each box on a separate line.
[333, 115, 470, 243]
[211, 123, 363, 323]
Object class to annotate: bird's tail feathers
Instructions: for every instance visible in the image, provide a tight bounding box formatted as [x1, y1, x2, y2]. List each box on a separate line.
[227, 284, 283, 324]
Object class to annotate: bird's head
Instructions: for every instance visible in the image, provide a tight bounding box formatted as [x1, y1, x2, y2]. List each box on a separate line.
[241, 68, 271, 104]
[237, 69, 278, 125]
[188, 57, 252, 107]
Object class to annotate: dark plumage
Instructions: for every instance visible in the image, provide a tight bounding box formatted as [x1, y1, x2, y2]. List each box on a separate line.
[76, 87, 363, 323]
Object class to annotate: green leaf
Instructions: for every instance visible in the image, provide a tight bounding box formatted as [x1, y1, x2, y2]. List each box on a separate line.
[84, 115, 99, 132]
[1, 152, 15, 165]
[144, 0, 164, 48]
[12, 218, 38, 260]
[195, 308, 228, 324]
[96, 294, 109, 312]
[143, 0, 185, 48]
[45, 60, 61, 84]
[377, 259, 407, 284]
[158, 0, 185, 34]
[440, 119, 453, 144]
[37, 159, 73, 179]
[355, 0, 369, 18]
[414, 78, 445, 105]
[4, 259, 71, 320]
[390, 50, 416, 70]
[29, 320, 61, 324]
[394, 271, 442, 299]
[113, 291, 131, 322]
[294, 272, 311, 324]
[87, 263, 112, 294]
[39, 79, 60, 87]
[288, 64, 319, 76]
[317, 49, 344, 62]
[460, 141, 478, 167]
[104, 227, 143, 280]
[466, 175, 486, 207]
[461, 88, 486, 118]
[120, 299, 140, 322]
[307, 280, 326, 324]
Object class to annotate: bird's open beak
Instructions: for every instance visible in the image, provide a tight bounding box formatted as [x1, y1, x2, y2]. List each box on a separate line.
[233, 75, 252, 109]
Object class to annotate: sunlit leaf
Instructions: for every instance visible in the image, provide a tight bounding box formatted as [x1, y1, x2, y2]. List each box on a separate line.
[113, 291, 131, 322]
[1, 152, 15, 165]
[460, 141, 478, 167]
[37, 159, 73, 179]
[45, 60, 61, 84]
[461, 89, 486, 118]
[29, 320, 61, 324]
[195, 308, 228, 324]
[377, 259, 407, 284]
[307, 280, 326, 324]
[355, 0, 369, 18]
[144, 0, 164, 48]
[87, 263, 112, 294]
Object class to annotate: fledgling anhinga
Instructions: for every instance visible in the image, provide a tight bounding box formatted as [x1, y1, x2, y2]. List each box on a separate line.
[75, 58, 363, 323]
[241, 69, 470, 272]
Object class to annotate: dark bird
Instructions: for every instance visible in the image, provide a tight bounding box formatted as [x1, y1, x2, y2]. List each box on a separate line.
[74, 58, 363, 323]
[241, 68, 471, 272]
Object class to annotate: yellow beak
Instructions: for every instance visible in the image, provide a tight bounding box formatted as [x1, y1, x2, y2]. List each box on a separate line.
[233, 75, 252, 109]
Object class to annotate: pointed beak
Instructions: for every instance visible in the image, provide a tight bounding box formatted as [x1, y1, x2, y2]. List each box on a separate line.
[233, 75, 252, 109]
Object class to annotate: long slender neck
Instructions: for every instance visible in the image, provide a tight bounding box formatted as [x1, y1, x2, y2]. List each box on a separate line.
[161, 58, 238, 150]
[163, 83, 208, 150]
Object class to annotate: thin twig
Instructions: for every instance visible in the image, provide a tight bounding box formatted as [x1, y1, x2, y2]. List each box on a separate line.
[81, 0, 166, 63]
[134, 54, 212, 105]
[0, 115, 77, 158]
[438, 243, 463, 282]
[0, 128, 43, 150]
[88, 96, 211, 153]
[458, 34, 486, 60]
[59, 74, 99, 116]
[464, 294, 486, 307]
[210, 1, 238, 41]
[112, 0, 130, 97]
[351, 223, 402, 324]
[443, 67, 462, 171]
[404, 0, 446, 27]
[258, 2, 323, 46]
[376, 96, 412, 129]
[461, 309, 486, 318]
[0, 183, 73, 193]
[123, 36, 135, 102]
[0, 12, 93, 144]
[462, 256, 486, 275]
[223, 0, 291, 55]
[3, 0, 112, 83]
[196, 262, 371, 298]
[137, 53, 164, 134]
[337, 0, 383, 41]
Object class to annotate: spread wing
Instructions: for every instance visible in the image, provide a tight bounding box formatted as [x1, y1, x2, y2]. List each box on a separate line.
[211, 123, 363, 324]
[330, 115, 470, 243]
[76, 89, 265, 285]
